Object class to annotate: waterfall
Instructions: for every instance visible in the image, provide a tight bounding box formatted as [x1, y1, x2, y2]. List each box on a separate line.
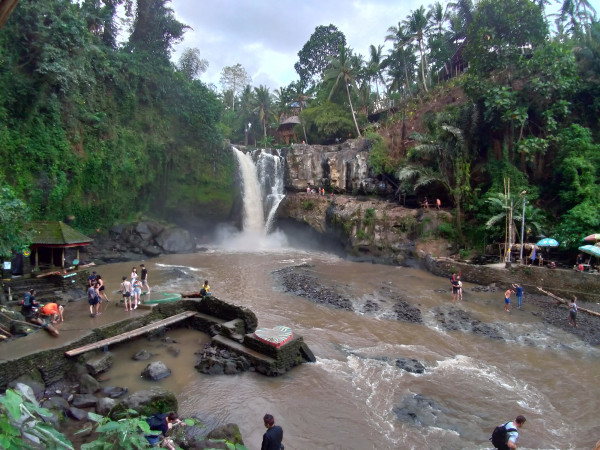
[232, 147, 286, 235]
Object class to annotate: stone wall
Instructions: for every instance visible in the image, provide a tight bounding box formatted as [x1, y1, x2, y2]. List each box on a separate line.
[0, 297, 260, 389]
[424, 256, 600, 302]
[279, 139, 390, 195]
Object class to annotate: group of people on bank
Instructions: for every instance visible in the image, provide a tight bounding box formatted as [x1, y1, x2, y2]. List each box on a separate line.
[119, 264, 151, 312]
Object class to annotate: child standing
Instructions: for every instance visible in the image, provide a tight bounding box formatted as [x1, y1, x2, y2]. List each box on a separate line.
[569, 297, 578, 327]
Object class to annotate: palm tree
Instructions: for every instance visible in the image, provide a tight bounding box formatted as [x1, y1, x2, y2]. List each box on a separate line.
[289, 80, 310, 144]
[403, 6, 431, 92]
[366, 44, 386, 100]
[252, 85, 272, 139]
[324, 45, 362, 137]
[385, 24, 415, 98]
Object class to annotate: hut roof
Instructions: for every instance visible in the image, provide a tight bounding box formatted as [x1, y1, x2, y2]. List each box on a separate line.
[280, 115, 300, 125]
[29, 221, 93, 246]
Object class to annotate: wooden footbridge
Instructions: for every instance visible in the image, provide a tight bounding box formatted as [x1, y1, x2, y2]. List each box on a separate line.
[64, 311, 198, 357]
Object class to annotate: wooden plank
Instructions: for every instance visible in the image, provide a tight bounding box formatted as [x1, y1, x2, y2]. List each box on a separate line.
[65, 311, 197, 357]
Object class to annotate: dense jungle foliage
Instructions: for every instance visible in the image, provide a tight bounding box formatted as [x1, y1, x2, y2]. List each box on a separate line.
[0, 0, 599, 257]
[0, 0, 232, 253]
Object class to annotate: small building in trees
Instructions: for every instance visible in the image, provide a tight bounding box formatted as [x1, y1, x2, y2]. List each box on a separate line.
[277, 116, 300, 144]
[14, 221, 93, 274]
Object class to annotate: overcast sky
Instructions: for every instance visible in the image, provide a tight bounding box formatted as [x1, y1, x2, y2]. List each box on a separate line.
[169, 0, 417, 91]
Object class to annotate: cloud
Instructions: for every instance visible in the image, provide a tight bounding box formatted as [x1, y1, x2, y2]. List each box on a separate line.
[170, 0, 414, 91]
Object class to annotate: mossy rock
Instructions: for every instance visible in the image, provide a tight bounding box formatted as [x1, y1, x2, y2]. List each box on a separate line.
[110, 387, 177, 420]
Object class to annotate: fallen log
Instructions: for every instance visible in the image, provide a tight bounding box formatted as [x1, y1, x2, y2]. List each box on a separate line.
[0, 323, 12, 337]
[537, 287, 600, 317]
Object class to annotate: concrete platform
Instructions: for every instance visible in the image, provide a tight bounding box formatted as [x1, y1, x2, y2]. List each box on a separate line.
[0, 296, 155, 363]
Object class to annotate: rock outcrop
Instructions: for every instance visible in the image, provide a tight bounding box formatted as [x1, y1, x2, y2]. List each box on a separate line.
[277, 193, 453, 264]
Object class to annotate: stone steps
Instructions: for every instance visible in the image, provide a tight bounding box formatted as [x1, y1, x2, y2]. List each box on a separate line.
[212, 335, 276, 364]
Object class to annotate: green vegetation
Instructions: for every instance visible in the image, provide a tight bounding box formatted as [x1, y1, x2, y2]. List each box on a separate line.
[0, 0, 230, 242]
[0, 388, 246, 449]
[0, 0, 599, 256]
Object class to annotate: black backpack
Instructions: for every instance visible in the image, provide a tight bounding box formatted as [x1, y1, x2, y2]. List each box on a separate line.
[490, 422, 516, 448]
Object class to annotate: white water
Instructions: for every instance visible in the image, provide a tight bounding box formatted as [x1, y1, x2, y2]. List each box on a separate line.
[228, 148, 287, 250]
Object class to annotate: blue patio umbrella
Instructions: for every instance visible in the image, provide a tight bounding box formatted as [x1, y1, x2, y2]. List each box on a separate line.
[536, 238, 559, 247]
[579, 244, 600, 258]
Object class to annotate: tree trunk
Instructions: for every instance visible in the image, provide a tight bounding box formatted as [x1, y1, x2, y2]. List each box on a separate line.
[418, 39, 429, 92]
[346, 82, 361, 137]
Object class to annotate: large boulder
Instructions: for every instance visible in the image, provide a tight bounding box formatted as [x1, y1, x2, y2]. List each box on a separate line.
[8, 373, 46, 400]
[155, 228, 195, 253]
[96, 397, 116, 416]
[86, 353, 114, 375]
[111, 388, 178, 420]
[78, 374, 101, 394]
[141, 361, 171, 381]
[71, 394, 98, 408]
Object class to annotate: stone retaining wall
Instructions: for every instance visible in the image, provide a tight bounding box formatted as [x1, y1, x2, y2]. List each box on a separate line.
[0, 297, 259, 390]
[424, 256, 600, 302]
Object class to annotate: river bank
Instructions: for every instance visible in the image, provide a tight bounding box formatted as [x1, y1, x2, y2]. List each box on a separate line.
[2, 249, 599, 448]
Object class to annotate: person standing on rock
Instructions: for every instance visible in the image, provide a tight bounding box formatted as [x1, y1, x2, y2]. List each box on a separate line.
[512, 283, 523, 308]
[504, 288, 514, 312]
[457, 276, 463, 301]
[261, 413, 284, 450]
[132, 277, 142, 309]
[140, 263, 151, 294]
[451, 277, 460, 303]
[569, 296, 578, 327]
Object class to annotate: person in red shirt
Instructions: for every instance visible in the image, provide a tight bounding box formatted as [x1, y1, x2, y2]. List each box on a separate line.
[41, 303, 64, 323]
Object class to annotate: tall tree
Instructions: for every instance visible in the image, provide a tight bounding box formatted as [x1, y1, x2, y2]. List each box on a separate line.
[177, 47, 208, 81]
[465, 0, 548, 74]
[324, 46, 362, 137]
[252, 85, 272, 138]
[219, 63, 251, 111]
[294, 24, 346, 90]
[385, 23, 416, 97]
[403, 6, 431, 92]
[366, 44, 386, 100]
[128, 0, 188, 63]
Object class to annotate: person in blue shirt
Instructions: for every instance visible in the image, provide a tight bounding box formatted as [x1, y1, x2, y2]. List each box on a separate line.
[512, 283, 524, 308]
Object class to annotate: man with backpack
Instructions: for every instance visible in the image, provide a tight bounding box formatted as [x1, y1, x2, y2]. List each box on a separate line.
[21, 289, 40, 320]
[490, 415, 526, 449]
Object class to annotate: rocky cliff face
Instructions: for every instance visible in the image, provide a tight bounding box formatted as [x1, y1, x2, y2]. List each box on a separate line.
[277, 193, 453, 264]
[279, 139, 391, 195]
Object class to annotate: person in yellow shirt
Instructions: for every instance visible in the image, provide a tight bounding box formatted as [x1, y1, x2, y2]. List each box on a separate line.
[200, 280, 211, 297]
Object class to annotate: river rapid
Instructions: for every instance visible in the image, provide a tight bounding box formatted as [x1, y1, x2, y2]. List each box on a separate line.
[92, 243, 599, 450]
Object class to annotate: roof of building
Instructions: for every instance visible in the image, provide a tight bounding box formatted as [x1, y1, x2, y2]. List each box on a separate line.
[29, 221, 93, 246]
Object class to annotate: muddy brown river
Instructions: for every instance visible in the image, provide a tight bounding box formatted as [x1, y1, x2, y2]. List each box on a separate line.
[92, 247, 599, 450]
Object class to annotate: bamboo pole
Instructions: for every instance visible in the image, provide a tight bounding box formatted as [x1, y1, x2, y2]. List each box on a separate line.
[536, 287, 600, 317]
